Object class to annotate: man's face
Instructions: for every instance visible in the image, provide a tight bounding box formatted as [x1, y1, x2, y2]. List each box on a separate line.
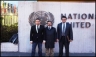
[47, 22, 52, 26]
[35, 20, 40, 25]
[61, 18, 67, 23]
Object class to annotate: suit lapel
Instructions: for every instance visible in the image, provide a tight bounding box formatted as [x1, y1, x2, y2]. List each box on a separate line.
[50, 27, 53, 30]
[35, 25, 37, 33]
[60, 23, 62, 32]
[65, 23, 68, 33]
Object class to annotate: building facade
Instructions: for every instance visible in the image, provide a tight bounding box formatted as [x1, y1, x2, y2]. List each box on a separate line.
[18, 1, 95, 53]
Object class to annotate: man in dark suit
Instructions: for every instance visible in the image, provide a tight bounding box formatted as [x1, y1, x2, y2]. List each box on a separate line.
[30, 18, 45, 57]
[57, 16, 73, 57]
[43, 21, 57, 57]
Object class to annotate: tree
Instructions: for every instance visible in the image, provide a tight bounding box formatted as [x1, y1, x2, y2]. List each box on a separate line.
[0, 16, 3, 26]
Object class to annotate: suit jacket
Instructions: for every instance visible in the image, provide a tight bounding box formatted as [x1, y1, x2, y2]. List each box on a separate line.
[30, 25, 45, 43]
[44, 27, 57, 48]
[57, 22, 73, 41]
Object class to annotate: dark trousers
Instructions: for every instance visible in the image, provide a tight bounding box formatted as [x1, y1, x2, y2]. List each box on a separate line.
[31, 42, 42, 57]
[59, 36, 70, 57]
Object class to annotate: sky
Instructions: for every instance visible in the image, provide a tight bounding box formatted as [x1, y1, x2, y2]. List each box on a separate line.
[4, 1, 18, 7]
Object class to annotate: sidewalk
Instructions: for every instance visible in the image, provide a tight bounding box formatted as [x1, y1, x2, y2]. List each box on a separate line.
[1, 52, 95, 56]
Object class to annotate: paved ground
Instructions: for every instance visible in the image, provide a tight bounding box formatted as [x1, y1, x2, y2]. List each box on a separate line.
[1, 52, 95, 57]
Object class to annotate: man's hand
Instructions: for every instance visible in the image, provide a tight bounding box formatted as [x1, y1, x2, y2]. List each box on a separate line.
[43, 40, 46, 44]
[30, 41, 33, 44]
[69, 40, 73, 42]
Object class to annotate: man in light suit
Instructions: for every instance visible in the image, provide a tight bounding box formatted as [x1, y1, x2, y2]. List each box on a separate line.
[57, 16, 73, 57]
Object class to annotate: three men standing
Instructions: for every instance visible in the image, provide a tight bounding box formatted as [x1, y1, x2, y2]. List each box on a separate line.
[30, 16, 73, 57]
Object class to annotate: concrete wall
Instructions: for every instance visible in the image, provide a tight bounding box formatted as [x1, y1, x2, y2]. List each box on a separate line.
[18, 1, 95, 53]
[1, 42, 18, 52]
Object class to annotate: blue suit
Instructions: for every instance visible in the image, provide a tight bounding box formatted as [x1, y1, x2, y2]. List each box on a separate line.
[57, 22, 73, 56]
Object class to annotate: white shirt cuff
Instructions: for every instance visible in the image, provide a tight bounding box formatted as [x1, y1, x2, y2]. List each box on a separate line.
[30, 41, 33, 42]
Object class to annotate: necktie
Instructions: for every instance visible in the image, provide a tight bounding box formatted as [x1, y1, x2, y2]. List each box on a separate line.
[37, 25, 39, 33]
[62, 23, 65, 36]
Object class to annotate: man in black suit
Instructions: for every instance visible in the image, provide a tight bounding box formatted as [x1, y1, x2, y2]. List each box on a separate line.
[43, 21, 57, 57]
[30, 18, 45, 57]
[57, 16, 73, 57]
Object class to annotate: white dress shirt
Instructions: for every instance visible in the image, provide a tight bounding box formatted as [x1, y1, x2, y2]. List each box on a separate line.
[36, 25, 40, 33]
[48, 26, 52, 30]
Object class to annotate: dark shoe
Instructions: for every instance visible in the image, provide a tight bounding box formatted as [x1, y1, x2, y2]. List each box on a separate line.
[58, 55, 63, 57]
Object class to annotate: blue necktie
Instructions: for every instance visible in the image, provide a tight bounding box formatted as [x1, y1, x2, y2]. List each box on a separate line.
[62, 23, 65, 36]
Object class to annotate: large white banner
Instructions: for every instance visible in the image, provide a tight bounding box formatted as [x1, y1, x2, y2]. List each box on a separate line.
[18, 2, 95, 53]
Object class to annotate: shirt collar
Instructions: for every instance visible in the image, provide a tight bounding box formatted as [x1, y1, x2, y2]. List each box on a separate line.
[48, 26, 52, 28]
[36, 25, 40, 27]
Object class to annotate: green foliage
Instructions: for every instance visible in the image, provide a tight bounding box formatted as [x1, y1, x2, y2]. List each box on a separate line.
[0, 16, 18, 42]
[0, 16, 3, 26]
[1, 24, 18, 42]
